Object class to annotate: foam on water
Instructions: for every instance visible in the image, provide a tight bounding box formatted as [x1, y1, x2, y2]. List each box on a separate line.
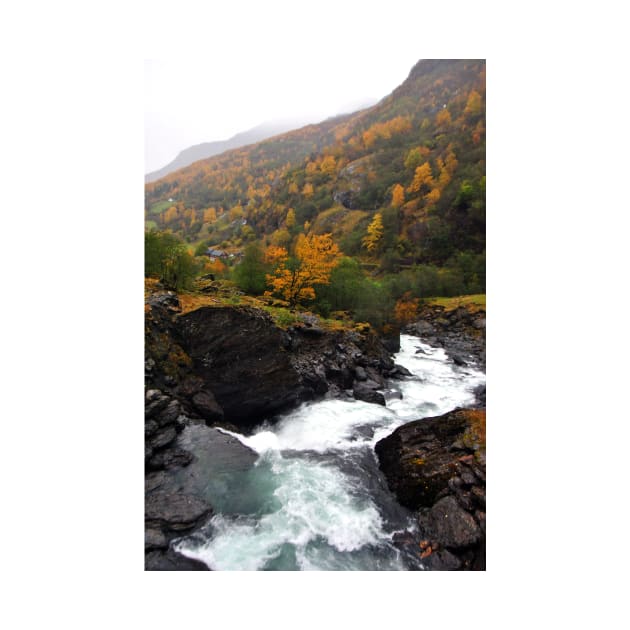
[175, 334, 485, 570]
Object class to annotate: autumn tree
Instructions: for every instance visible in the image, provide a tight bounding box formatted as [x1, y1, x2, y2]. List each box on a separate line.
[320, 155, 336, 176]
[285, 208, 296, 229]
[203, 207, 217, 223]
[394, 292, 419, 324]
[265, 233, 341, 306]
[408, 162, 435, 195]
[391, 184, 405, 208]
[302, 182, 314, 198]
[435, 108, 452, 127]
[464, 90, 483, 116]
[363, 212, 384, 253]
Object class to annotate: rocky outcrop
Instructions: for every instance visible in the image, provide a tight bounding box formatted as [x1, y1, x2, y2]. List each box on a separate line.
[144, 289, 406, 569]
[405, 304, 485, 371]
[176, 304, 400, 427]
[375, 408, 486, 570]
[144, 425, 259, 571]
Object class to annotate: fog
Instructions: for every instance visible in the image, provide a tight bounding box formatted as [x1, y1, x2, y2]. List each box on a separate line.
[145, 52, 420, 173]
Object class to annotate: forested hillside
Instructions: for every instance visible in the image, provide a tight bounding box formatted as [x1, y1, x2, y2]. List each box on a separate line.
[145, 59, 485, 326]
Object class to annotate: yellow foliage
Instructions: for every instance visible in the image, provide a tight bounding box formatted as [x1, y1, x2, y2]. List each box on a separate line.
[464, 90, 483, 116]
[362, 212, 384, 253]
[435, 108, 452, 127]
[394, 292, 419, 324]
[391, 183, 405, 208]
[265, 233, 341, 306]
[407, 162, 435, 194]
[285, 208, 296, 229]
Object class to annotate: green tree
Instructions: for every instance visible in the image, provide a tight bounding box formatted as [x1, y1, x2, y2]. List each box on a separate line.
[144, 230, 199, 291]
[233, 242, 269, 295]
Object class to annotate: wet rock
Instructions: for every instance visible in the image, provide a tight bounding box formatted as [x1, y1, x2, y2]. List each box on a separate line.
[145, 528, 168, 550]
[145, 491, 212, 533]
[148, 426, 178, 451]
[192, 390, 224, 424]
[424, 496, 481, 548]
[145, 548, 210, 571]
[148, 447, 194, 471]
[375, 408, 486, 570]
[419, 547, 462, 571]
[145, 390, 170, 419]
[354, 366, 368, 381]
[353, 382, 386, 406]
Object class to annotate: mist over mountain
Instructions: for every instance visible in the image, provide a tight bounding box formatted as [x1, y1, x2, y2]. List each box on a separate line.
[145, 119, 312, 183]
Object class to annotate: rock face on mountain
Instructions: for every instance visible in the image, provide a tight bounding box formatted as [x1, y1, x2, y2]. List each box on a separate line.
[375, 408, 486, 570]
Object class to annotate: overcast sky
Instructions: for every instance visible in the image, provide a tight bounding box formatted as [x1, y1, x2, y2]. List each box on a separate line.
[145, 50, 422, 173]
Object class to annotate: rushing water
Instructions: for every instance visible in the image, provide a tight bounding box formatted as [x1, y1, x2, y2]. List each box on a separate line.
[174, 334, 485, 570]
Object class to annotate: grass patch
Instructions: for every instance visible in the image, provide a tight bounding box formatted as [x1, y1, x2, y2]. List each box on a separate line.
[262, 306, 300, 329]
[425, 294, 485, 311]
[145, 219, 158, 230]
[149, 200, 173, 215]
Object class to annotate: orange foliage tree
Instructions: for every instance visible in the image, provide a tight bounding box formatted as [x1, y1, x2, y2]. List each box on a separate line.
[394, 292, 419, 324]
[265, 233, 341, 306]
[391, 183, 405, 208]
[408, 162, 435, 194]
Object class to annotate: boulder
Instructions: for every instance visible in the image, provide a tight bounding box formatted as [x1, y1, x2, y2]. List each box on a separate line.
[419, 496, 481, 549]
[177, 307, 308, 425]
[145, 548, 210, 571]
[191, 390, 224, 424]
[353, 381, 386, 406]
[145, 491, 212, 533]
[375, 408, 486, 570]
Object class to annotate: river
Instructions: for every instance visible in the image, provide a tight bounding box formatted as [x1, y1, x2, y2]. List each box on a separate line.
[173, 334, 485, 570]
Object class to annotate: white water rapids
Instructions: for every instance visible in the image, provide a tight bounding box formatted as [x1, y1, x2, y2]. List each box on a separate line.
[174, 334, 485, 570]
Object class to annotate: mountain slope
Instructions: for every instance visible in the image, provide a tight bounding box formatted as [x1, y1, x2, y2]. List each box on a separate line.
[145, 120, 313, 183]
[145, 59, 485, 268]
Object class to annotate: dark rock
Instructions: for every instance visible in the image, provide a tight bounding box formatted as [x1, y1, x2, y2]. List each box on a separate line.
[145, 390, 170, 419]
[176, 305, 394, 427]
[353, 382, 386, 406]
[473, 317, 486, 329]
[148, 292, 181, 313]
[422, 496, 481, 549]
[354, 366, 368, 381]
[145, 491, 212, 533]
[419, 547, 462, 571]
[149, 426, 178, 450]
[472, 486, 486, 509]
[192, 390, 224, 424]
[381, 329, 401, 353]
[297, 325, 325, 337]
[450, 353, 468, 367]
[145, 471, 172, 494]
[407, 321, 436, 337]
[155, 399, 183, 426]
[339, 367, 354, 389]
[177, 375, 206, 397]
[375, 409, 484, 508]
[177, 306, 307, 425]
[145, 528, 168, 550]
[389, 364, 412, 378]
[148, 447, 194, 471]
[145, 548, 210, 571]
[473, 384, 486, 408]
